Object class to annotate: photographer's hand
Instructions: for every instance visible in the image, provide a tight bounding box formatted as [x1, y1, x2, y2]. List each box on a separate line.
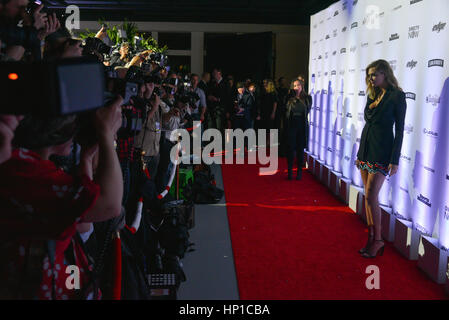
[38, 12, 60, 41]
[95, 25, 108, 40]
[144, 82, 155, 100]
[33, 4, 48, 31]
[95, 96, 123, 139]
[4, 45, 25, 61]
[82, 96, 123, 223]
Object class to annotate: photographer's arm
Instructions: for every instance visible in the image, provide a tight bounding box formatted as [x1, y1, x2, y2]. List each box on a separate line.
[4, 45, 25, 61]
[81, 97, 123, 222]
[0, 115, 22, 164]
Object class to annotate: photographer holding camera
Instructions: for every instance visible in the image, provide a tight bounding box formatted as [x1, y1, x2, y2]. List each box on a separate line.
[0, 90, 124, 299]
[0, 114, 22, 163]
[189, 73, 207, 123]
[0, 0, 61, 62]
[134, 83, 163, 180]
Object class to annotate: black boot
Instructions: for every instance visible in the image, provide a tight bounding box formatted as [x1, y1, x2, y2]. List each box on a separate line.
[287, 156, 293, 180]
[296, 168, 302, 180]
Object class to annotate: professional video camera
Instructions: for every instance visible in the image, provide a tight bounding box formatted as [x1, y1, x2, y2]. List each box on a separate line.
[0, 57, 105, 115]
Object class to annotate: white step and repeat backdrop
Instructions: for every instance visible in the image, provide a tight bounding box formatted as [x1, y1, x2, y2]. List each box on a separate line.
[309, 0, 449, 249]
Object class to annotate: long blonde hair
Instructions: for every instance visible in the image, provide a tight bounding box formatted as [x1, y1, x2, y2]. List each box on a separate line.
[365, 59, 402, 99]
[264, 79, 276, 94]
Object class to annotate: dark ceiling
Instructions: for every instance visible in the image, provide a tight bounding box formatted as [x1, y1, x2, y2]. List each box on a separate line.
[43, 0, 339, 25]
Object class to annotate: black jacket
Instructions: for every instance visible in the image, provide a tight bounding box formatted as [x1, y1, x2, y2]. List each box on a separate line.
[357, 87, 407, 165]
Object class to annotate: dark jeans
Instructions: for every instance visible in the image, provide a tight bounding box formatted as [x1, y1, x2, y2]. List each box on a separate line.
[286, 126, 306, 174]
[120, 161, 131, 206]
[144, 154, 160, 179]
[155, 137, 176, 192]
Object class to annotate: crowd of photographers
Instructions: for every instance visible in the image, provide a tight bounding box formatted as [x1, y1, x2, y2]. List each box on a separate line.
[0, 0, 306, 300]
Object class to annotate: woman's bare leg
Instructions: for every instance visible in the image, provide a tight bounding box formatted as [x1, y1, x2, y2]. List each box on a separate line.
[365, 171, 387, 255]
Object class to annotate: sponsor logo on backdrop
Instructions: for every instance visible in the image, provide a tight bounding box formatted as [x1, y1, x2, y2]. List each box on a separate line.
[339, 70, 345, 75]
[389, 33, 400, 41]
[423, 128, 438, 138]
[333, 30, 338, 37]
[432, 22, 446, 33]
[408, 25, 419, 39]
[331, 70, 337, 75]
[326, 34, 330, 40]
[348, 68, 356, 73]
[357, 112, 364, 121]
[405, 92, 416, 100]
[417, 194, 431, 207]
[347, 92, 354, 95]
[404, 124, 414, 134]
[424, 166, 435, 173]
[400, 154, 411, 162]
[334, 10, 339, 16]
[361, 42, 368, 48]
[325, 52, 328, 59]
[313, 24, 317, 29]
[426, 94, 440, 106]
[406, 60, 417, 69]
[318, 55, 322, 60]
[375, 40, 383, 45]
[344, 155, 351, 162]
[327, 17, 331, 21]
[336, 131, 342, 136]
[428, 59, 444, 67]
[320, 20, 324, 24]
[393, 5, 402, 11]
[389, 60, 397, 71]
[415, 223, 430, 236]
[351, 22, 358, 29]
[444, 206, 449, 221]
[343, 1, 348, 10]
[320, 38, 323, 42]
[313, 40, 317, 44]
[394, 211, 409, 221]
[358, 91, 366, 96]
[327, 147, 333, 153]
[324, 72, 328, 76]
[346, 112, 353, 118]
[332, 51, 337, 56]
[356, 138, 360, 143]
[340, 48, 346, 53]
[410, 0, 423, 4]
[350, 46, 357, 53]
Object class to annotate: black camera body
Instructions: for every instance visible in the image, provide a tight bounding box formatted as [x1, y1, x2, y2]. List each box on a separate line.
[82, 37, 113, 57]
[0, 57, 106, 115]
[149, 52, 168, 68]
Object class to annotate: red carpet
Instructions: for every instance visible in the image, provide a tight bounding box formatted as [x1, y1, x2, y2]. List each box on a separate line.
[221, 155, 447, 300]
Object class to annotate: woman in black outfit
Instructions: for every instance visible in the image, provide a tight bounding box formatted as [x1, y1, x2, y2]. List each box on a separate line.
[258, 79, 279, 147]
[356, 59, 406, 258]
[285, 79, 311, 180]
